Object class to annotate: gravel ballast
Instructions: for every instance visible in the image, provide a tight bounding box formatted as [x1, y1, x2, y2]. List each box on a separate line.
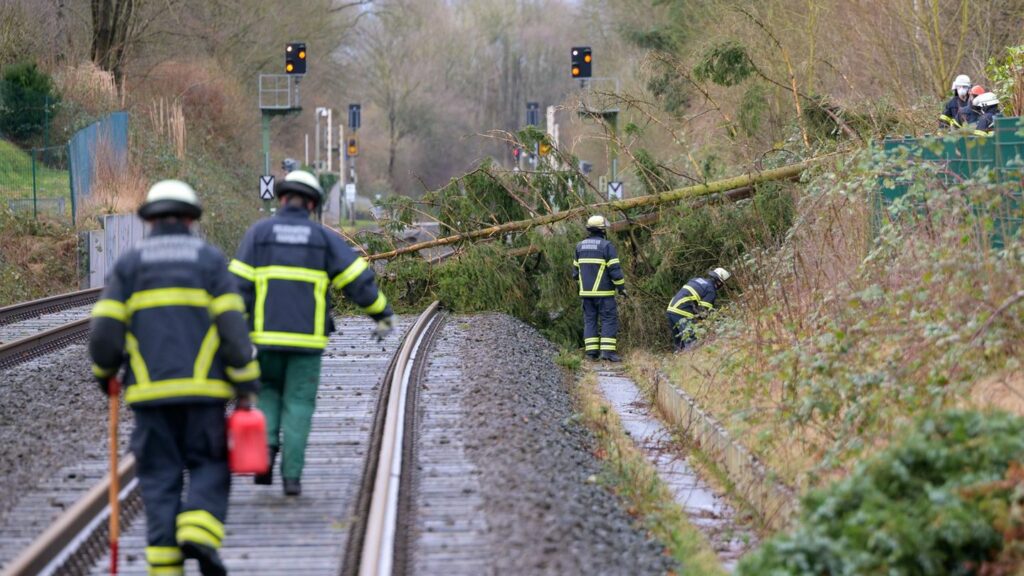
[411, 313, 676, 575]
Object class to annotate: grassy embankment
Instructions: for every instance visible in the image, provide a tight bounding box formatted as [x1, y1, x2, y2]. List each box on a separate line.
[628, 148, 1024, 495]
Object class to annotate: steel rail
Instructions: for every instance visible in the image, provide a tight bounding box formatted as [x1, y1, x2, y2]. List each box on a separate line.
[352, 301, 444, 576]
[0, 289, 101, 327]
[5, 305, 444, 576]
[0, 317, 91, 371]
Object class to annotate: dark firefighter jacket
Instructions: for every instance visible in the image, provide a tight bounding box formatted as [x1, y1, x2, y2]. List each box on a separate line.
[666, 276, 718, 319]
[88, 223, 259, 406]
[229, 204, 392, 353]
[572, 233, 625, 297]
[976, 110, 1003, 132]
[941, 95, 976, 127]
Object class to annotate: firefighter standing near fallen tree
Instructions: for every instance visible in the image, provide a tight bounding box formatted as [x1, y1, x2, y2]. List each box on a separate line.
[89, 180, 260, 576]
[230, 170, 394, 497]
[666, 267, 730, 351]
[573, 215, 626, 362]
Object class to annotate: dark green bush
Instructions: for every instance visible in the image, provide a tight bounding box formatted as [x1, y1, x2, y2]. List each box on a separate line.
[0, 62, 60, 142]
[739, 410, 1024, 575]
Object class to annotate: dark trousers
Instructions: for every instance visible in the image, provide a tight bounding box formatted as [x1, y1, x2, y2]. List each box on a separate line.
[582, 297, 618, 354]
[666, 312, 696, 350]
[131, 403, 230, 562]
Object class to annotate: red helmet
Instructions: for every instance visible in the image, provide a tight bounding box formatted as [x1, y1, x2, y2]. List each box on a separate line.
[970, 85, 985, 97]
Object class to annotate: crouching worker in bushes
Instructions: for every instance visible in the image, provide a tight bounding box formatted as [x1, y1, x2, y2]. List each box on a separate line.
[230, 170, 394, 497]
[89, 180, 260, 576]
[666, 267, 730, 351]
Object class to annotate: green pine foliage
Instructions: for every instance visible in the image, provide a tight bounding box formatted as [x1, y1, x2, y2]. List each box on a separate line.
[739, 410, 1024, 575]
[0, 62, 60, 142]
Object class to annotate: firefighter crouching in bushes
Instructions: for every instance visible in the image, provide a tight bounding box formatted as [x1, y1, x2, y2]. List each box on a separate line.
[230, 170, 394, 497]
[666, 267, 730, 351]
[89, 180, 259, 576]
[573, 215, 626, 362]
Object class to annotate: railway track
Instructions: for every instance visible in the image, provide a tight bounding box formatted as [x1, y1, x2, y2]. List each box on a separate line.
[0, 289, 101, 371]
[1, 303, 445, 576]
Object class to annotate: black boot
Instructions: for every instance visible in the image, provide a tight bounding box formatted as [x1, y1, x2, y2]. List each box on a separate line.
[600, 351, 622, 362]
[585, 352, 600, 361]
[254, 446, 278, 485]
[181, 541, 227, 576]
[283, 478, 302, 496]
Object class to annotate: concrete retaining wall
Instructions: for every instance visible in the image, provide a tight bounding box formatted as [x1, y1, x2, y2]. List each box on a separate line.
[652, 371, 797, 531]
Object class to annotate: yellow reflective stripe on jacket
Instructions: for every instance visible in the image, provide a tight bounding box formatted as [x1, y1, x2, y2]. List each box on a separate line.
[148, 567, 184, 576]
[126, 333, 151, 385]
[363, 292, 388, 316]
[252, 266, 328, 338]
[611, 278, 625, 286]
[332, 257, 369, 289]
[92, 299, 128, 322]
[667, 285, 712, 317]
[225, 360, 260, 382]
[127, 288, 211, 314]
[228, 259, 255, 281]
[251, 331, 329, 349]
[193, 326, 220, 383]
[209, 293, 244, 317]
[92, 363, 115, 378]
[939, 114, 959, 127]
[607, 258, 620, 266]
[125, 379, 234, 404]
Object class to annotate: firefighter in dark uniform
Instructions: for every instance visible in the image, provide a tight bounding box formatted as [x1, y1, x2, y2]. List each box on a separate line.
[229, 170, 394, 497]
[89, 180, 259, 576]
[573, 215, 626, 362]
[940, 74, 973, 129]
[666, 267, 730, 350]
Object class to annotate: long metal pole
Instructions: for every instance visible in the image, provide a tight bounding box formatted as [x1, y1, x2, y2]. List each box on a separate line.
[31, 148, 38, 219]
[326, 109, 332, 173]
[261, 113, 271, 175]
[315, 112, 321, 170]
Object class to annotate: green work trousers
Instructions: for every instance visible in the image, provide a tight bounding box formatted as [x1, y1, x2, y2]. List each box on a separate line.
[257, 350, 323, 481]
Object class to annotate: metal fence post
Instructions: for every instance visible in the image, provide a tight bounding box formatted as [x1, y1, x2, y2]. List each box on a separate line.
[68, 143, 76, 224]
[31, 148, 38, 220]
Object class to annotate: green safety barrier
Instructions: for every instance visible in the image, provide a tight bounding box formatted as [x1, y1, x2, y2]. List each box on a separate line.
[879, 117, 1024, 247]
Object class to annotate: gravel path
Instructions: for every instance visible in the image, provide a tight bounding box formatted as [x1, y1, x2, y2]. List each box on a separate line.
[413, 314, 676, 575]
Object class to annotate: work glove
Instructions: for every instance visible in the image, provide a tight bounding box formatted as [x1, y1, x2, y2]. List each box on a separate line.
[235, 393, 257, 410]
[617, 287, 627, 298]
[373, 315, 396, 342]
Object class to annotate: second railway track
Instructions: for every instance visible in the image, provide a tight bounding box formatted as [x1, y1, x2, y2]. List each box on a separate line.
[0, 289, 101, 371]
[2, 303, 446, 576]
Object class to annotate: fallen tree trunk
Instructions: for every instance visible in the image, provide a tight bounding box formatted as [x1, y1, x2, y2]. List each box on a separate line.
[367, 157, 826, 262]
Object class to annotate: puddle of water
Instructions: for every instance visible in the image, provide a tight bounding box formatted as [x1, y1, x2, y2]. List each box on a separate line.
[595, 369, 756, 572]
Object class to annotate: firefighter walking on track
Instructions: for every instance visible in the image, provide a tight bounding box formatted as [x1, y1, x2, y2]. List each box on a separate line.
[89, 180, 260, 576]
[573, 215, 626, 362]
[229, 170, 394, 497]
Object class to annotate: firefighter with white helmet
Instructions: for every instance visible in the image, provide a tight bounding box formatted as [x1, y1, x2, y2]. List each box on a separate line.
[89, 180, 260, 576]
[666, 267, 730, 350]
[972, 91, 1002, 134]
[573, 215, 626, 361]
[230, 169, 393, 497]
[940, 74, 974, 129]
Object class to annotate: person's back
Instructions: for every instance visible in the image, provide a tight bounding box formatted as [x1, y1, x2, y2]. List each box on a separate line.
[972, 92, 1002, 133]
[573, 215, 625, 361]
[90, 180, 256, 576]
[231, 170, 392, 496]
[665, 268, 729, 351]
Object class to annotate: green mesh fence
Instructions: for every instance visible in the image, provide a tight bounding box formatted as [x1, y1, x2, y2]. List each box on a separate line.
[0, 140, 73, 220]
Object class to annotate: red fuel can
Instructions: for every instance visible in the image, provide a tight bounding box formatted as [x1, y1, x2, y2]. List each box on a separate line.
[227, 407, 269, 474]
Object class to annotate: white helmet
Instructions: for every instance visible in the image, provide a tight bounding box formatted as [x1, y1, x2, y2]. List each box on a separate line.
[973, 92, 999, 109]
[138, 180, 202, 220]
[275, 169, 324, 206]
[709, 267, 731, 283]
[586, 215, 608, 231]
[952, 74, 971, 90]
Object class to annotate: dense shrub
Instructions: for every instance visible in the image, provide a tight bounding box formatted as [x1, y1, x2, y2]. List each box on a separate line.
[0, 62, 60, 142]
[739, 410, 1024, 575]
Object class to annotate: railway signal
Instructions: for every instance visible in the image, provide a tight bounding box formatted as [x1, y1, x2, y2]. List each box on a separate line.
[349, 103, 361, 130]
[571, 46, 591, 78]
[526, 102, 540, 126]
[347, 137, 359, 157]
[286, 42, 307, 74]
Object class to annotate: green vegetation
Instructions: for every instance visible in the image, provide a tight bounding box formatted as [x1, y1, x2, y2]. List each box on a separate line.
[739, 410, 1024, 575]
[0, 209, 77, 306]
[0, 139, 70, 200]
[0, 62, 59, 142]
